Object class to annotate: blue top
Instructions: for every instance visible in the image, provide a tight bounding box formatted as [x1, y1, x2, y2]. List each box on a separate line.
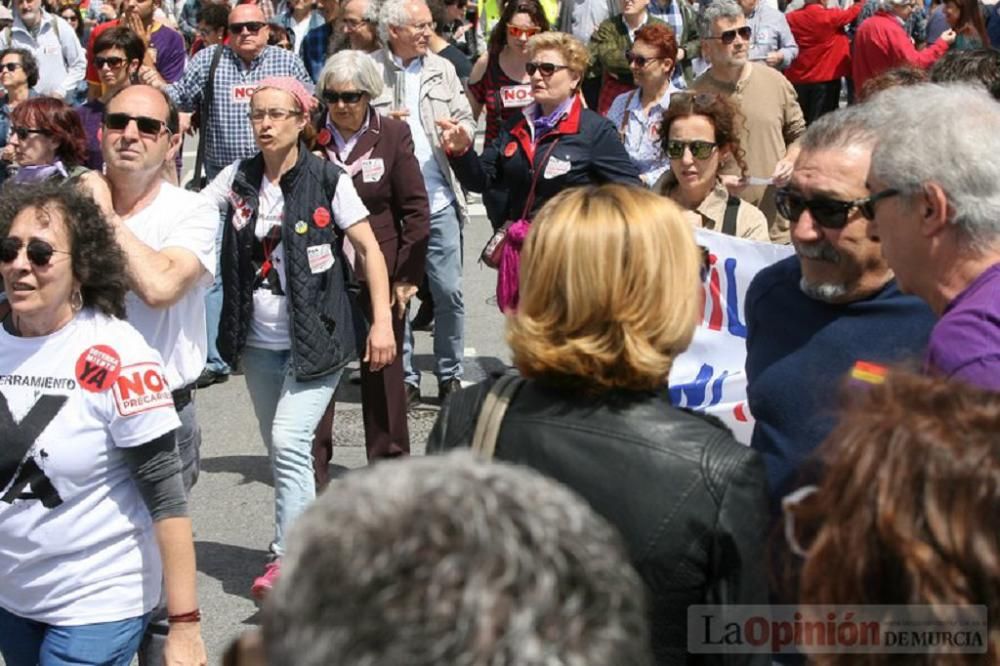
[744, 256, 936, 514]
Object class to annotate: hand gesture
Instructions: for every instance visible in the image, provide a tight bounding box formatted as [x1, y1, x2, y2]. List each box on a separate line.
[765, 51, 784, 67]
[391, 281, 418, 319]
[436, 118, 471, 155]
[940, 28, 957, 45]
[771, 157, 794, 186]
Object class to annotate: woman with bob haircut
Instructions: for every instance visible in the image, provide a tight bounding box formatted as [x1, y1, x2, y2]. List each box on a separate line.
[5, 96, 94, 188]
[429, 183, 770, 664]
[786, 370, 1000, 665]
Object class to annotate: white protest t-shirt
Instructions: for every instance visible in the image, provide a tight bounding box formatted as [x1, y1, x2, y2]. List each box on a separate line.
[203, 162, 370, 350]
[123, 182, 218, 389]
[0, 309, 181, 625]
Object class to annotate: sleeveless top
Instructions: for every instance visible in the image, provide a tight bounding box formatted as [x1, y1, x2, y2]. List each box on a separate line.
[468, 54, 534, 144]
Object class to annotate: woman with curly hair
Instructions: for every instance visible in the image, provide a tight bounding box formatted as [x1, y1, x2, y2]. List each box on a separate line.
[5, 96, 96, 189]
[786, 369, 1000, 665]
[655, 91, 770, 241]
[0, 182, 206, 665]
[429, 183, 770, 664]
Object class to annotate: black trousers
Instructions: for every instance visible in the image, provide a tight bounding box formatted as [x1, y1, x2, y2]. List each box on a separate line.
[794, 79, 842, 126]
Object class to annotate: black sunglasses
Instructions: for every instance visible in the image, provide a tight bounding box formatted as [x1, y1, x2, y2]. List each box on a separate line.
[526, 61, 568, 76]
[707, 25, 752, 44]
[776, 187, 873, 230]
[0, 237, 70, 266]
[229, 21, 266, 34]
[858, 188, 901, 220]
[0, 62, 22, 72]
[665, 139, 717, 160]
[625, 51, 662, 67]
[321, 90, 365, 104]
[10, 126, 51, 140]
[95, 55, 126, 69]
[104, 112, 171, 137]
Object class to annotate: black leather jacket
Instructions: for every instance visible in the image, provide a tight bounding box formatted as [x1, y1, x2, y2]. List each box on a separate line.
[428, 375, 771, 666]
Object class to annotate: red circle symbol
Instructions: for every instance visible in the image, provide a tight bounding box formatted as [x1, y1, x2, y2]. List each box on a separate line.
[504, 141, 517, 157]
[317, 128, 333, 147]
[313, 207, 331, 228]
[75, 344, 122, 393]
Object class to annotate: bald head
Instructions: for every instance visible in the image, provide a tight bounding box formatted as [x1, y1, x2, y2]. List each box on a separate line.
[228, 4, 270, 62]
[230, 3, 266, 23]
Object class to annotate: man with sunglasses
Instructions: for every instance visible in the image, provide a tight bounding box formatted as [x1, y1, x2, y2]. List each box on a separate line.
[92, 83, 220, 666]
[692, 0, 805, 243]
[149, 2, 311, 389]
[371, 0, 475, 403]
[864, 83, 1000, 391]
[744, 105, 935, 519]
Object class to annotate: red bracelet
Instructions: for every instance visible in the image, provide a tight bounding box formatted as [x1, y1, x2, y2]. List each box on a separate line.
[167, 609, 201, 624]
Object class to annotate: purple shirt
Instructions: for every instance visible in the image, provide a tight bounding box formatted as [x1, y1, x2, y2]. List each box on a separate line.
[75, 98, 105, 172]
[924, 261, 1000, 391]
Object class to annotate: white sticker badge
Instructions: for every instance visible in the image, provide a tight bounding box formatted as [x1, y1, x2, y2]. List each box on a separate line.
[544, 156, 571, 179]
[307, 244, 336, 274]
[361, 158, 385, 183]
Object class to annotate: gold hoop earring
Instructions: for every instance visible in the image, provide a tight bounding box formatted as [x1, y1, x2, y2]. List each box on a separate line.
[70, 289, 83, 312]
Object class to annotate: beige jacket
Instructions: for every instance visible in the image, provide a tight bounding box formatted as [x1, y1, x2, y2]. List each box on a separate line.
[656, 175, 771, 242]
[369, 48, 476, 226]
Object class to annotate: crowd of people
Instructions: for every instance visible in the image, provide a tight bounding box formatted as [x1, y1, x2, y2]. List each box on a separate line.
[0, 0, 997, 661]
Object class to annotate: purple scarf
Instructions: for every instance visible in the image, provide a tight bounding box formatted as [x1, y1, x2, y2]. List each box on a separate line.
[12, 160, 68, 184]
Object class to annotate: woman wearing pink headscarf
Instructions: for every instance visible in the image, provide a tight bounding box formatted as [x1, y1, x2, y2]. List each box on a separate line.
[201, 77, 394, 599]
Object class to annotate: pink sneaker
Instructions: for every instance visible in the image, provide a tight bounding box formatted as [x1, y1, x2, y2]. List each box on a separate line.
[251, 560, 281, 601]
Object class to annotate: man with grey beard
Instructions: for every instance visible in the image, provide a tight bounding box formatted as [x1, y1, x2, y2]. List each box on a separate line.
[742, 105, 935, 519]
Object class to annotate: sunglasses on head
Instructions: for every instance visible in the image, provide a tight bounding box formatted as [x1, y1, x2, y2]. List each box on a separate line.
[0, 237, 70, 266]
[95, 55, 126, 70]
[708, 25, 752, 44]
[507, 24, 540, 39]
[625, 50, 662, 67]
[665, 139, 717, 160]
[0, 62, 22, 72]
[103, 112, 171, 137]
[10, 126, 51, 140]
[775, 187, 875, 229]
[229, 21, 265, 34]
[321, 89, 365, 104]
[525, 61, 568, 76]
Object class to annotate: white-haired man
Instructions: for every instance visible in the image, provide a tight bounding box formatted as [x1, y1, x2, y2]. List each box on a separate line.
[370, 0, 475, 404]
[865, 83, 1000, 391]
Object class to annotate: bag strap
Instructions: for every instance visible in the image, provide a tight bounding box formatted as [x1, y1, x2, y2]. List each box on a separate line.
[191, 45, 224, 190]
[470, 374, 525, 459]
[722, 194, 740, 236]
[519, 137, 560, 220]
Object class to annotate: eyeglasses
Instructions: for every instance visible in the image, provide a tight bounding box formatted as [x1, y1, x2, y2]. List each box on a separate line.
[61, 13, 78, 21]
[857, 188, 901, 221]
[229, 21, 266, 34]
[104, 112, 172, 137]
[10, 126, 51, 140]
[706, 25, 752, 44]
[625, 50, 663, 67]
[782, 485, 819, 559]
[507, 24, 540, 39]
[665, 139, 717, 160]
[248, 108, 303, 122]
[775, 187, 871, 230]
[407, 20, 435, 32]
[0, 62, 22, 72]
[0, 237, 70, 266]
[341, 17, 368, 29]
[525, 61, 568, 76]
[321, 90, 365, 104]
[95, 55, 126, 70]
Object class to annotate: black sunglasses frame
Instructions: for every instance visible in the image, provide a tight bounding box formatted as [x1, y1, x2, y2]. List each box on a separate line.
[665, 139, 718, 160]
[525, 61, 569, 76]
[229, 21, 266, 34]
[707, 25, 752, 44]
[0, 62, 22, 72]
[321, 90, 366, 104]
[0, 237, 70, 266]
[858, 188, 901, 221]
[776, 188, 875, 230]
[95, 55, 127, 70]
[10, 126, 51, 140]
[103, 112, 172, 137]
[625, 50, 663, 67]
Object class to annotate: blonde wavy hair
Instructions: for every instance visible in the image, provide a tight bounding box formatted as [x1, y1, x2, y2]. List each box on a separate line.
[526, 31, 590, 82]
[508, 184, 702, 392]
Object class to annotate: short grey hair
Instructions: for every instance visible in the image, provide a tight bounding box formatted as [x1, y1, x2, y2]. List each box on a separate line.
[867, 82, 1000, 250]
[317, 49, 384, 98]
[378, 0, 423, 46]
[262, 452, 653, 666]
[798, 104, 884, 154]
[700, 0, 743, 39]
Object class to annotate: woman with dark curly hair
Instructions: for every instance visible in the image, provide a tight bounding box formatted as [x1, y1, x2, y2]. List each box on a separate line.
[655, 91, 770, 241]
[0, 182, 206, 665]
[6, 97, 97, 189]
[786, 370, 1000, 665]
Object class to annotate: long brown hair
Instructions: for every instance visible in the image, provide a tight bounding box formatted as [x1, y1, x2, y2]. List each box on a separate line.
[945, 0, 988, 46]
[487, 0, 550, 59]
[794, 370, 1000, 665]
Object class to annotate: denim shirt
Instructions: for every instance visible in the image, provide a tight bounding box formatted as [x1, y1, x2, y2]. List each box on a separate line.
[605, 84, 678, 187]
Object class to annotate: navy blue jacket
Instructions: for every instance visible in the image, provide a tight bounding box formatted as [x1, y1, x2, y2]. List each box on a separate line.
[744, 256, 935, 515]
[449, 95, 641, 221]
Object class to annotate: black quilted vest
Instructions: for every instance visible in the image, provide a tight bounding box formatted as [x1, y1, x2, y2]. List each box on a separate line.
[217, 146, 357, 380]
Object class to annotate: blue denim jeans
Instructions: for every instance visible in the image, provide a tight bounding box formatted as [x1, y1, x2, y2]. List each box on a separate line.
[0, 607, 149, 666]
[403, 202, 464, 385]
[242, 346, 346, 555]
[203, 162, 229, 375]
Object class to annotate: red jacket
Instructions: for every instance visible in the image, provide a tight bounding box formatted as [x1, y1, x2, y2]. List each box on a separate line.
[852, 11, 949, 91]
[785, 2, 863, 84]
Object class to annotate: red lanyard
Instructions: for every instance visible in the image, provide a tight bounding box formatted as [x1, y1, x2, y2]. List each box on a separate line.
[260, 235, 278, 278]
